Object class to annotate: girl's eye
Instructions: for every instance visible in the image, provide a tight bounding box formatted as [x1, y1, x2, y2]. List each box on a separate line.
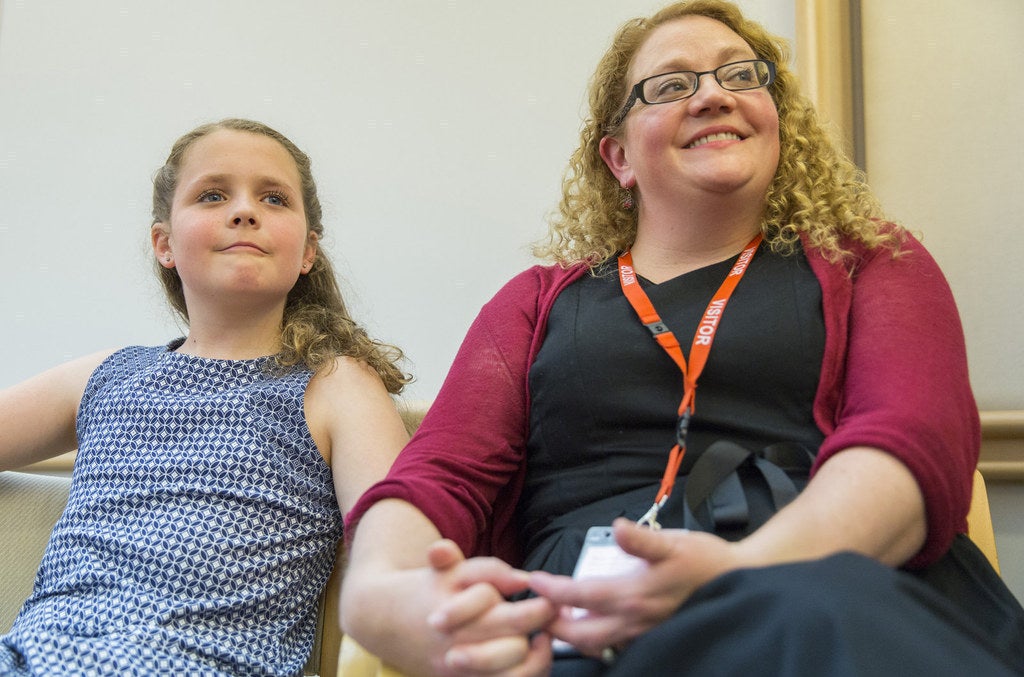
[263, 192, 289, 207]
[198, 190, 225, 203]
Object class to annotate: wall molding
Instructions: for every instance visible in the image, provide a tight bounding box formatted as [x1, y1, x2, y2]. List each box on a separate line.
[979, 410, 1024, 481]
[794, 0, 863, 166]
[21, 410, 1024, 481]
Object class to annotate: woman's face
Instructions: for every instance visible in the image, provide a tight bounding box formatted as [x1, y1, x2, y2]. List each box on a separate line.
[601, 15, 780, 207]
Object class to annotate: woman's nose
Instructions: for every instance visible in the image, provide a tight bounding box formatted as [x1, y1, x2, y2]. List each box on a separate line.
[687, 73, 736, 114]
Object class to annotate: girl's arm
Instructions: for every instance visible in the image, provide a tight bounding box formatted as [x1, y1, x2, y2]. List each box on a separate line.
[309, 359, 555, 674]
[342, 499, 555, 676]
[0, 350, 111, 471]
[303, 355, 410, 514]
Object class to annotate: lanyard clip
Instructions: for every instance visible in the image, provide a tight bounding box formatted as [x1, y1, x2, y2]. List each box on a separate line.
[676, 408, 692, 447]
[637, 498, 666, 530]
[644, 320, 671, 336]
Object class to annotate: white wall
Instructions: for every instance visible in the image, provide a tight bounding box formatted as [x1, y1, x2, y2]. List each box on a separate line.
[0, 0, 793, 400]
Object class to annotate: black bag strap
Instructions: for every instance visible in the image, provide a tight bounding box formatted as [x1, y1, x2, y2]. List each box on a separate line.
[761, 441, 817, 474]
[683, 440, 815, 533]
[757, 442, 817, 513]
[684, 441, 755, 531]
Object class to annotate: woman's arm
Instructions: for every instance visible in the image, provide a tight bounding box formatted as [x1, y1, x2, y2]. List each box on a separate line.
[738, 445, 926, 566]
[809, 233, 978, 567]
[338, 265, 583, 675]
[344, 265, 582, 563]
[0, 350, 110, 471]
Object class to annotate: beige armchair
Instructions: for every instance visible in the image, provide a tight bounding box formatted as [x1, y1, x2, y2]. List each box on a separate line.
[0, 471, 71, 630]
[966, 467, 1000, 574]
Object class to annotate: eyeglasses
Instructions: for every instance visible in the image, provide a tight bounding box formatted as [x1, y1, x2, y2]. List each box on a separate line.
[611, 59, 776, 128]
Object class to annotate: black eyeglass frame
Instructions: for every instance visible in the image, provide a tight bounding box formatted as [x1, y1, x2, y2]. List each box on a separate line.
[610, 59, 777, 129]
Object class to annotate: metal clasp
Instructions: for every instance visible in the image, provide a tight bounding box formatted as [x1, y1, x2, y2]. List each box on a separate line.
[676, 409, 692, 447]
[644, 320, 670, 335]
[637, 498, 666, 530]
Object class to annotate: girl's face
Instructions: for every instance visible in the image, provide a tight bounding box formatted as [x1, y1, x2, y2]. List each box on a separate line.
[152, 129, 316, 313]
[601, 15, 780, 207]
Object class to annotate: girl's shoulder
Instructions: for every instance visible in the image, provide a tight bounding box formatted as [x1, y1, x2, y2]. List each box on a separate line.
[304, 356, 391, 423]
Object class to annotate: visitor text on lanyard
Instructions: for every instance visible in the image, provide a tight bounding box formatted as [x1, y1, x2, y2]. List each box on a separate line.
[617, 233, 763, 529]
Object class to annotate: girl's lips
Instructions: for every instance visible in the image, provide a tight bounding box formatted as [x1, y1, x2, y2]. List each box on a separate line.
[222, 242, 266, 253]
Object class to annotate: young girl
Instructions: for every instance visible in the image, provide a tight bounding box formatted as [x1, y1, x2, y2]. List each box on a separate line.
[0, 118, 411, 675]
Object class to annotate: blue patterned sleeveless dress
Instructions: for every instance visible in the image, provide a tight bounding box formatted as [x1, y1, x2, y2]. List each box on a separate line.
[0, 344, 343, 676]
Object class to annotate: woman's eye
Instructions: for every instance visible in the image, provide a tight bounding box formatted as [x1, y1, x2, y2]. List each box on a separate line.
[263, 192, 289, 207]
[722, 66, 755, 84]
[654, 77, 693, 98]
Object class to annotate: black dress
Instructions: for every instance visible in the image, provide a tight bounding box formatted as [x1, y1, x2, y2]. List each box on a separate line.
[521, 245, 1024, 676]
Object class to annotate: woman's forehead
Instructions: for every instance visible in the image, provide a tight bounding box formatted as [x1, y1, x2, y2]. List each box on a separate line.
[630, 16, 755, 79]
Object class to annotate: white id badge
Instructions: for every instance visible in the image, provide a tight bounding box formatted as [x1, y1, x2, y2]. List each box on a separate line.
[551, 526, 646, 657]
[571, 526, 646, 579]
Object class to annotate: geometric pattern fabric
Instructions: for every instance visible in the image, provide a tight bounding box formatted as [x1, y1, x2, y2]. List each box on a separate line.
[1, 343, 343, 675]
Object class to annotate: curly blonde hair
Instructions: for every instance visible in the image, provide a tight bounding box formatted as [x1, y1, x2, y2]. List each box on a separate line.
[151, 118, 409, 393]
[536, 0, 897, 268]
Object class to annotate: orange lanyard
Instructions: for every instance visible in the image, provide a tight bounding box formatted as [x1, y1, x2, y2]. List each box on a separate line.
[617, 234, 762, 528]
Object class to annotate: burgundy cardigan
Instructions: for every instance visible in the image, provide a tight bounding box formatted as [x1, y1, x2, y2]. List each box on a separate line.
[348, 232, 979, 569]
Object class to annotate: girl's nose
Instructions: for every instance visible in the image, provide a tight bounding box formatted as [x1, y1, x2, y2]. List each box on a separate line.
[230, 199, 258, 227]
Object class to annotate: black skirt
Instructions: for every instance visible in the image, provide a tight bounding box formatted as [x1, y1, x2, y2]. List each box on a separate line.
[551, 535, 1024, 677]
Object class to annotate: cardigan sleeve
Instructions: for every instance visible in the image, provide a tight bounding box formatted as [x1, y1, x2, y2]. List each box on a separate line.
[811, 233, 979, 568]
[345, 266, 577, 562]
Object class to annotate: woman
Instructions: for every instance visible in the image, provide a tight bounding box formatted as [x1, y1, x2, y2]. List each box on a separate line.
[340, 2, 1024, 675]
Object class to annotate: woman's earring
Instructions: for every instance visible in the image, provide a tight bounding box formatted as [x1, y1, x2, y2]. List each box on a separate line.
[621, 189, 635, 210]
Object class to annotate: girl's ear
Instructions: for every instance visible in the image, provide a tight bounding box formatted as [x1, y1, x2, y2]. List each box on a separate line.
[599, 135, 636, 189]
[152, 223, 175, 268]
[300, 231, 318, 275]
